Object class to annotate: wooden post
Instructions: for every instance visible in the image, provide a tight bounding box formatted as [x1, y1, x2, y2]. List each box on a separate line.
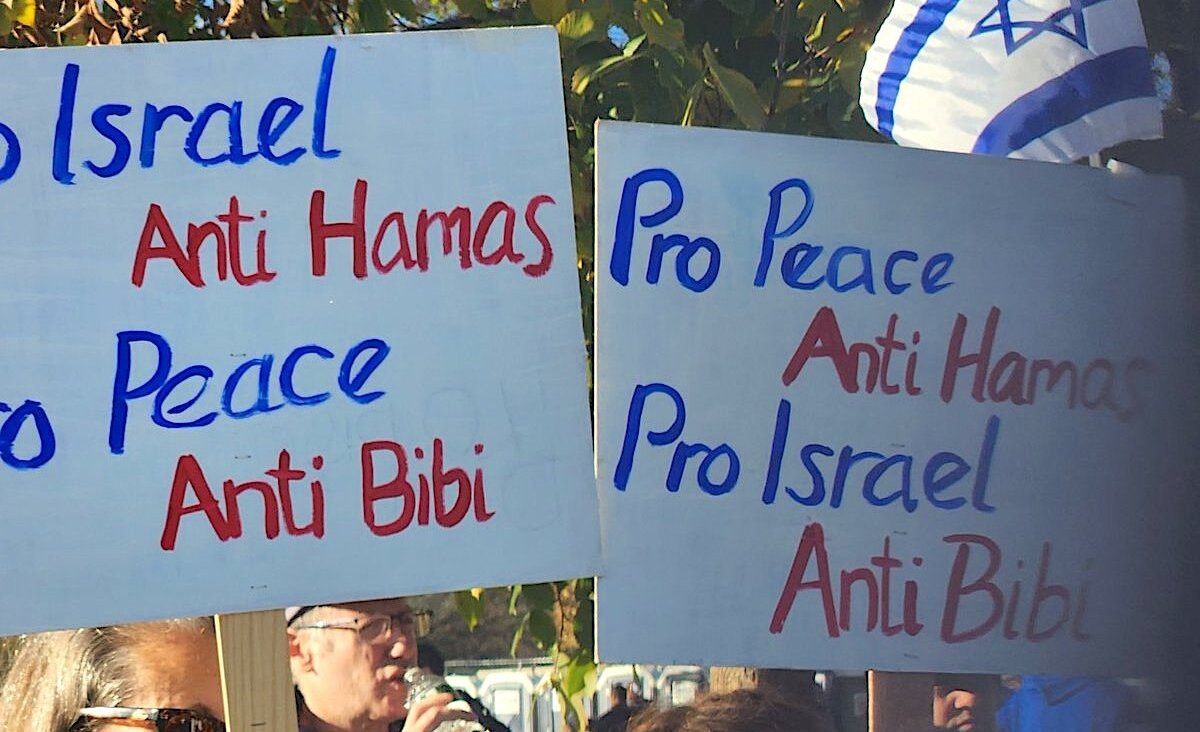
[868, 670, 928, 732]
[215, 610, 300, 732]
[708, 667, 833, 729]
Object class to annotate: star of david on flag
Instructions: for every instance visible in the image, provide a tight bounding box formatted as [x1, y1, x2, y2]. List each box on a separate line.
[859, 0, 1162, 161]
[972, 0, 1093, 54]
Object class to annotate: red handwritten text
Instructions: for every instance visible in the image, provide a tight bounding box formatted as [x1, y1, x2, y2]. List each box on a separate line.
[310, 179, 554, 280]
[941, 307, 1150, 422]
[769, 522, 1095, 645]
[361, 438, 495, 536]
[132, 196, 276, 288]
[160, 449, 324, 550]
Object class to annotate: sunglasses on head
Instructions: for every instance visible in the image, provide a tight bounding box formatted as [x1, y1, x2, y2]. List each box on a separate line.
[73, 706, 225, 732]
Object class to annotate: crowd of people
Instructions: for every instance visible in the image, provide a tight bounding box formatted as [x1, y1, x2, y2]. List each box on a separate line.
[0, 594, 843, 732]
[0, 597, 478, 732]
[0, 599, 1144, 732]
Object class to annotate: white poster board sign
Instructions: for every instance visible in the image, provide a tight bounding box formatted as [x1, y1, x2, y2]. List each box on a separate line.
[594, 121, 1193, 674]
[0, 29, 596, 635]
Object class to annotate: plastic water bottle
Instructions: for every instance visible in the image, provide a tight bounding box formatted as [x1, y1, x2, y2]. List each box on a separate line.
[403, 668, 479, 732]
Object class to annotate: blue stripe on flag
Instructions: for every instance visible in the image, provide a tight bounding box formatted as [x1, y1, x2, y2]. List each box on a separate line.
[971, 46, 1156, 155]
[875, 0, 964, 138]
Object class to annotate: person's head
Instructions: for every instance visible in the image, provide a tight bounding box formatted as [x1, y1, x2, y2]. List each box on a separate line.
[611, 684, 629, 708]
[0, 617, 222, 732]
[628, 683, 645, 705]
[287, 597, 424, 731]
[932, 683, 978, 731]
[627, 688, 833, 732]
[627, 705, 687, 732]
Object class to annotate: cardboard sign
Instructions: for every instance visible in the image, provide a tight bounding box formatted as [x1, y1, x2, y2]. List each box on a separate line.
[594, 121, 1193, 674]
[0, 29, 596, 635]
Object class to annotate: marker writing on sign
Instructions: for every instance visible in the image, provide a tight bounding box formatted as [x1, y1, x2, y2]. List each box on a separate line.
[128, 183, 557, 288]
[769, 522, 1094, 644]
[108, 329, 389, 454]
[160, 450, 327, 551]
[0, 399, 56, 470]
[0, 120, 19, 184]
[612, 382, 998, 514]
[753, 178, 954, 293]
[131, 197, 276, 288]
[50, 46, 340, 185]
[781, 308, 924, 397]
[938, 307, 1151, 422]
[308, 180, 555, 280]
[609, 168, 956, 294]
[778, 304, 1153, 423]
[158, 439, 496, 550]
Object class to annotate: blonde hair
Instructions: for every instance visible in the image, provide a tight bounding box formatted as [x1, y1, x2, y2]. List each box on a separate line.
[0, 618, 213, 732]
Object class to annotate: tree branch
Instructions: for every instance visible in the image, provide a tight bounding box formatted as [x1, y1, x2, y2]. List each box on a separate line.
[769, 0, 795, 118]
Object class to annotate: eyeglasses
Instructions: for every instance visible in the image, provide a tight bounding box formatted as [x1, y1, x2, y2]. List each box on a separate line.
[73, 707, 225, 732]
[292, 608, 432, 644]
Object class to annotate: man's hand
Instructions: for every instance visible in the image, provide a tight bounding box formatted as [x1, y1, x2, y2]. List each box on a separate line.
[401, 691, 477, 732]
[932, 687, 976, 732]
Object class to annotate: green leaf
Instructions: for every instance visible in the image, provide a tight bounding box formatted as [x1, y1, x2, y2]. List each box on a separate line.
[455, 0, 490, 18]
[796, 0, 833, 17]
[570, 160, 594, 228]
[551, 677, 590, 732]
[630, 58, 675, 122]
[531, 0, 568, 23]
[509, 614, 528, 657]
[827, 83, 867, 137]
[12, 0, 35, 27]
[0, 6, 12, 37]
[383, 0, 419, 20]
[557, 9, 605, 41]
[834, 36, 871, 97]
[649, 44, 703, 100]
[507, 584, 523, 615]
[773, 66, 839, 115]
[715, 0, 754, 15]
[522, 582, 557, 610]
[354, 0, 390, 32]
[636, 0, 684, 50]
[528, 608, 558, 650]
[806, 13, 826, 44]
[622, 33, 647, 57]
[607, 0, 635, 20]
[805, 2, 850, 49]
[739, 0, 778, 35]
[703, 44, 766, 130]
[681, 78, 704, 125]
[144, 0, 200, 39]
[453, 588, 485, 632]
[571, 53, 633, 95]
[560, 654, 597, 698]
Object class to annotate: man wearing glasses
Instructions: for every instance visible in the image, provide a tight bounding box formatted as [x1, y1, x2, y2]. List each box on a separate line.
[287, 597, 472, 732]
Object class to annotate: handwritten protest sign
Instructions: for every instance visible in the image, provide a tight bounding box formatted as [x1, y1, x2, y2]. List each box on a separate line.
[594, 121, 1193, 674]
[0, 29, 596, 635]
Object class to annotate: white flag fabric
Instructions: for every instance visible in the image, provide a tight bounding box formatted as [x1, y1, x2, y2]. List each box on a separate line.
[859, 0, 1163, 161]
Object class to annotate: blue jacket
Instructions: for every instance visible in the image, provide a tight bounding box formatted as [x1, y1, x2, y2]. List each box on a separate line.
[997, 676, 1130, 732]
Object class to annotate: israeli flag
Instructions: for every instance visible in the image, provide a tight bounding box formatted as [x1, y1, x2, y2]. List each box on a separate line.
[859, 0, 1163, 161]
